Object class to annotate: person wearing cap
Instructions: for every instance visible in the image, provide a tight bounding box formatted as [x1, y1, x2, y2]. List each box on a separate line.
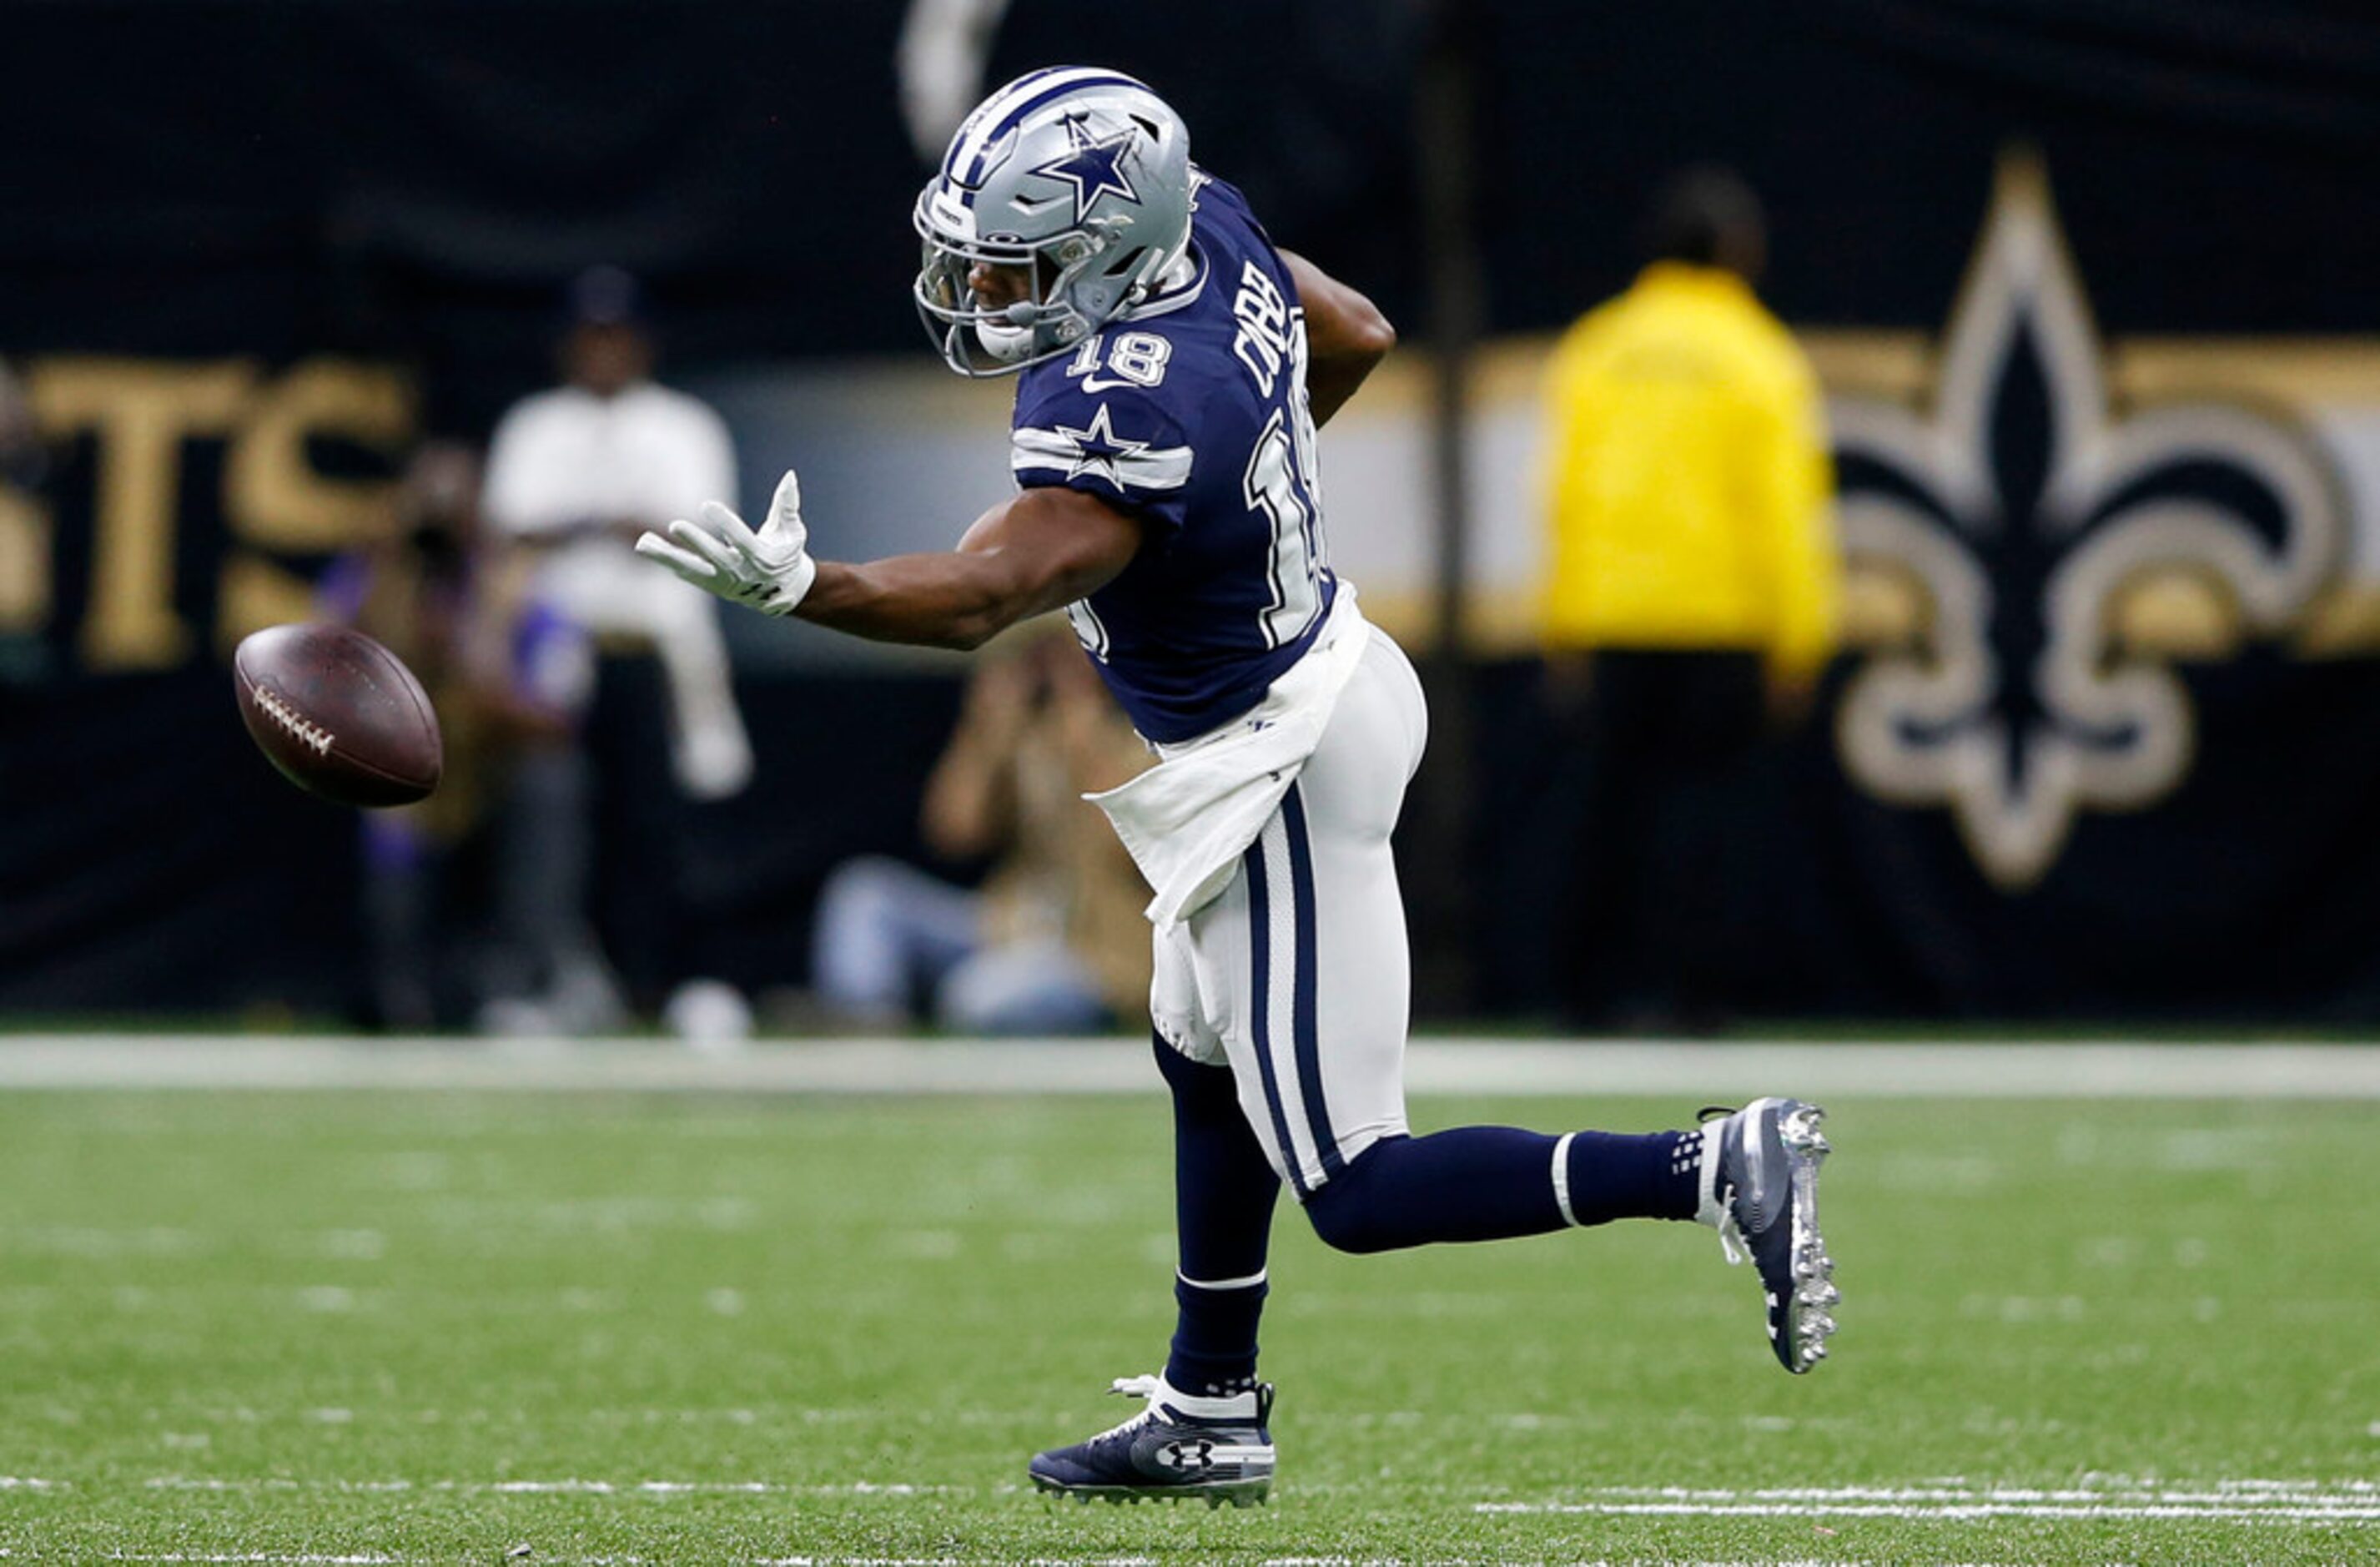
[478, 267, 753, 1034]
[483, 265, 753, 802]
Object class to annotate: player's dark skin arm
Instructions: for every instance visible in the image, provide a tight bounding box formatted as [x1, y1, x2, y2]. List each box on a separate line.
[1281, 250, 1396, 428]
[793, 485, 1143, 652]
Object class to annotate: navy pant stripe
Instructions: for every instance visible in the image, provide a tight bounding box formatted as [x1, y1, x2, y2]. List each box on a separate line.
[1282, 785, 1343, 1182]
[1243, 837, 1309, 1200]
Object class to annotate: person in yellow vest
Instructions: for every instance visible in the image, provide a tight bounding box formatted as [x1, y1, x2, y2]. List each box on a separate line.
[1532, 168, 1839, 1028]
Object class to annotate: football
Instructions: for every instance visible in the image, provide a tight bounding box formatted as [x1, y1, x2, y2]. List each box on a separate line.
[232, 623, 444, 808]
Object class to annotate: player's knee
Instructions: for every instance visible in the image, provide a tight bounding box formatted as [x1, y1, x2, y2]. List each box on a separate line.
[816, 855, 904, 925]
[1303, 1188, 1394, 1254]
[1301, 1148, 1398, 1255]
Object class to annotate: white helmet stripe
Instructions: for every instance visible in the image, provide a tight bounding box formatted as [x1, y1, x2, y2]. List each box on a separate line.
[941, 65, 1070, 180]
[947, 66, 1103, 180]
[948, 65, 1144, 187]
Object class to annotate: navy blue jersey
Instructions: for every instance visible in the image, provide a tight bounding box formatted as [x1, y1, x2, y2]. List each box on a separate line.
[1010, 174, 1336, 743]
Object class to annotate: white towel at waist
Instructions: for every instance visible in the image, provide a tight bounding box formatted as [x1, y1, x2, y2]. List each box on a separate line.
[1087, 587, 1372, 932]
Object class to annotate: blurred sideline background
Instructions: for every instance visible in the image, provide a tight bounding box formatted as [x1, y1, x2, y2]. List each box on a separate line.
[6, 0, 2380, 1036]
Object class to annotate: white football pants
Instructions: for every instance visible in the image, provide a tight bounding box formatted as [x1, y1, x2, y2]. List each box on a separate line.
[1151, 625, 1431, 1199]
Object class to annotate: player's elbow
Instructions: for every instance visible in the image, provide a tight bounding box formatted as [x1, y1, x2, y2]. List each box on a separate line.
[1319, 313, 1396, 380]
[939, 580, 1044, 652]
[937, 615, 1003, 653]
[932, 567, 1039, 651]
[1326, 285, 1397, 366]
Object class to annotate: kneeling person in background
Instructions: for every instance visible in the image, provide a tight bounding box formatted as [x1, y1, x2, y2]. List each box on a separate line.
[812, 626, 1150, 1034]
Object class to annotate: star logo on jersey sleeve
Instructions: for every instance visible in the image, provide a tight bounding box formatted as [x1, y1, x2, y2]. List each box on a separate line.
[1010, 401, 1194, 492]
[1054, 403, 1146, 485]
[1030, 115, 1141, 224]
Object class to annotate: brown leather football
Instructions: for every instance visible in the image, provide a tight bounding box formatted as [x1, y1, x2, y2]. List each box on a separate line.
[233, 623, 443, 808]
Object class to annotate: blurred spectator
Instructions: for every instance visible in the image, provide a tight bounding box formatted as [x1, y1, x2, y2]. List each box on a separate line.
[0, 357, 48, 678]
[320, 444, 599, 1031]
[0, 357, 40, 487]
[897, 0, 1015, 163]
[812, 627, 1150, 1035]
[1530, 168, 1839, 1028]
[480, 266, 754, 1030]
[482, 265, 753, 800]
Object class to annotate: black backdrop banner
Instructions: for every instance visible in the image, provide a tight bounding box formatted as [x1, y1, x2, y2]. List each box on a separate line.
[4, 2, 2373, 420]
[4, 1, 2379, 1021]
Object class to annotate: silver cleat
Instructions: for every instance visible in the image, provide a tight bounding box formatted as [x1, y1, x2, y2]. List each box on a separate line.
[1700, 1097, 1839, 1373]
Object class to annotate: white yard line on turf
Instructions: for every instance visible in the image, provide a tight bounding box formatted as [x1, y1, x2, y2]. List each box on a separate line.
[97, 1552, 647, 1562]
[7, 1036, 2380, 1098]
[104, 1474, 2380, 1524]
[1478, 1479, 2380, 1523]
[0, 1554, 2048, 1567]
[1497, 1503, 2380, 1521]
[142, 1479, 956, 1496]
[0, 1550, 2122, 1567]
[101, 1558, 403, 1565]
[94, 1549, 1228, 1566]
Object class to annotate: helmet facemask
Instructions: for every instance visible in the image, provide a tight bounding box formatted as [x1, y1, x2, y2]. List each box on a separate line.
[913, 205, 1114, 374]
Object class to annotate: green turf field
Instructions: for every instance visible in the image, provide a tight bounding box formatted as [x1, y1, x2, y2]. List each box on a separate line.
[1, 1085, 2374, 1564]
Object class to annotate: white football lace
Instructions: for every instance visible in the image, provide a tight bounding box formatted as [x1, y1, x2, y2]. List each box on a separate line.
[1715, 1211, 1747, 1267]
[252, 685, 335, 756]
[1089, 1374, 1165, 1441]
[1695, 1108, 1748, 1266]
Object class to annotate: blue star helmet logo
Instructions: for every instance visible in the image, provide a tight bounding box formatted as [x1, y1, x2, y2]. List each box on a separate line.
[1031, 114, 1141, 225]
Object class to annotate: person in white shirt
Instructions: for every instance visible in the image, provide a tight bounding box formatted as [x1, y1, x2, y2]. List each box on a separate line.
[482, 265, 753, 799]
[475, 268, 754, 1035]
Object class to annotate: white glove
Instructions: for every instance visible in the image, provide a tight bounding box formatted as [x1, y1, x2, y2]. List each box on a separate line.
[635, 469, 818, 616]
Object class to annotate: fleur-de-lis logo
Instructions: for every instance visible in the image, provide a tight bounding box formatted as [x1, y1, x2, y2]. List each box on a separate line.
[1831, 150, 2343, 889]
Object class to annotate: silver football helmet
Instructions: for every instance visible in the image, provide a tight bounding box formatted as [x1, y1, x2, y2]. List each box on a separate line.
[913, 68, 1194, 375]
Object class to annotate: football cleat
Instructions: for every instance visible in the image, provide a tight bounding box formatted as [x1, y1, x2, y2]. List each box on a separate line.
[1028, 1374, 1275, 1507]
[1698, 1098, 1837, 1373]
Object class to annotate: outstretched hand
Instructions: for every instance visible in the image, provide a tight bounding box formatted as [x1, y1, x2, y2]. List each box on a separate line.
[636, 469, 818, 616]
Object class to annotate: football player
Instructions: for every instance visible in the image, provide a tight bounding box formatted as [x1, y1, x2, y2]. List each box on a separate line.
[638, 67, 1838, 1507]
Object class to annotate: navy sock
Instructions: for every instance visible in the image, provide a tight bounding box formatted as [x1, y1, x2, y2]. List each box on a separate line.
[1566, 1126, 1702, 1225]
[1153, 1037, 1280, 1396]
[1169, 1276, 1267, 1398]
[1302, 1126, 1700, 1254]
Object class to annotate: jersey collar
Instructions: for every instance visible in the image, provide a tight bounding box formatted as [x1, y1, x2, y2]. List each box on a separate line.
[1125, 239, 1210, 324]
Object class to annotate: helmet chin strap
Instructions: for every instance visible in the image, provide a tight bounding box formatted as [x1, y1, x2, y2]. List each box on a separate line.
[1118, 248, 1198, 318]
[973, 315, 1038, 364]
